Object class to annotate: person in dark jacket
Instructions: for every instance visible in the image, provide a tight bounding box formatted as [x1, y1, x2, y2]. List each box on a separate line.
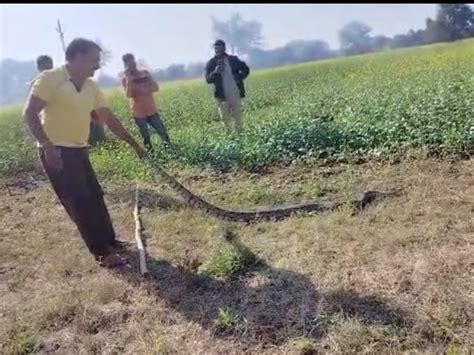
[205, 39, 250, 134]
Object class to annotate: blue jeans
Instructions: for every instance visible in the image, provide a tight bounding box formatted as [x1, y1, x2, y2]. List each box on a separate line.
[135, 113, 171, 150]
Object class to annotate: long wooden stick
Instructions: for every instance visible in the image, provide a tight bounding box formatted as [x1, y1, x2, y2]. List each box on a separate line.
[134, 184, 148, 275]
[55, 19, 66, 54]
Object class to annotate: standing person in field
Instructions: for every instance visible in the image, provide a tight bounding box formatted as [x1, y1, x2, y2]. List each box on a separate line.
[29, 55, 54, 89]
[26, 55, 54, 140]
[121, 53, 171, 151]
[205, 39, 250, 134]
[36, 55, 53, 73]
[23, 38, 147, 268]
[26, 56, 55, 141]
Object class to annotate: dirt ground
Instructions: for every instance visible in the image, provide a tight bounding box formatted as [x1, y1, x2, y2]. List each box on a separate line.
[1, 158, 473, 354]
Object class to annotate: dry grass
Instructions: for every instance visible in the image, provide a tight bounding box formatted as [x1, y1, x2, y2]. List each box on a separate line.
[0, 158, 473, 354]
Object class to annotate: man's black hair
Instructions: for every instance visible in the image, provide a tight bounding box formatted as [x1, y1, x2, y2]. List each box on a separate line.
[214, 39, 226, 47]
[65, 38, 101, 61]
[122, 53, 135, 62]
[36, 55, 53, 68]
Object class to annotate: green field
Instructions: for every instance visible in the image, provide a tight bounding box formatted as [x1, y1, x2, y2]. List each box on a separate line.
[1, 39, 473, 178]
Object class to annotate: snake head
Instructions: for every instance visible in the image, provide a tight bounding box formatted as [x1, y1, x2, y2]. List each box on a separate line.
[360, 191, 380, 205]
[358, 188, 404, 209]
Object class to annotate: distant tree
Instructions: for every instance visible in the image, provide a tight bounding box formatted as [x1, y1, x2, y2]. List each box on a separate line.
[166, 64, 186, 80]
[406, 29, 426, 46]
[185, 62, 205, 79]
[0, 59, 36, 106]
[285, 40, 333, 62]
[246, 48, 270, 68]
[338, 21, 374, 55]
[371, 35, 392, 51]
[211, 13, 264, 55]
[97, 74, 119, 88]
[435, 3, 474, 40]
[154, 63, 187, 82]
[390, 34, 408, 48]
[389, 30, 425, 49]
[248, 39, 334, 68]
[424, 17, 451, 43]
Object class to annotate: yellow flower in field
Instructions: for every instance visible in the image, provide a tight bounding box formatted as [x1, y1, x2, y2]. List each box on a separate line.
[348, 72, 359, 81]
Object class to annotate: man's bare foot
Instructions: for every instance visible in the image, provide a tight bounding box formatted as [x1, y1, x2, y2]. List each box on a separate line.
[113, 233, 132, 248]
[112, 240, 129, 250]
[98, 253, 131, 269]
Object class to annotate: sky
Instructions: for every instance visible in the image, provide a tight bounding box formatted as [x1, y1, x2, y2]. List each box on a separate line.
[0, 4, 438, 76]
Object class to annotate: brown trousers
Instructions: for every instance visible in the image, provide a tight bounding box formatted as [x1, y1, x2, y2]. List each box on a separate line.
[39, 147, 116, 258]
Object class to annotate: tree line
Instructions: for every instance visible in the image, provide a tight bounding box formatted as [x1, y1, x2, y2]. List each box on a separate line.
[156, 4, 474, 78]
[1, 4, 473, 105]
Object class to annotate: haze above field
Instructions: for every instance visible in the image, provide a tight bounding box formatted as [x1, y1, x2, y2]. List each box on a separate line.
[0, 4, 436, 75]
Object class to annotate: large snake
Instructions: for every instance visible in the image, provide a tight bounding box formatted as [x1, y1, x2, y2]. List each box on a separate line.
[145, 158, 403, 223]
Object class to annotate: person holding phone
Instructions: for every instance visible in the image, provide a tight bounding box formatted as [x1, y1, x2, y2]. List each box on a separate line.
[205, 39, 250, 134]
[121, 53, 171, 151]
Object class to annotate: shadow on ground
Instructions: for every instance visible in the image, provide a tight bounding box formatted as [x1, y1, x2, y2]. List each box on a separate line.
[111, 237, 413, 347]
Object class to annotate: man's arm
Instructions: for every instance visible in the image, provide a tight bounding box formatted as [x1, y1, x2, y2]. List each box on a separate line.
[122, 76, 135, 98]
[148, 78, 159, 92]
[205, 59, 219, 84]
[135, 73, 159, 95]
[94, 85, 146, 157]
[143, 71, 159, 93]
[95, 107, 145, 157]
[23, 93, 63, 171]
[127, 72, 158, 96]
[23, 95, 51, 146]
[237, 58, 250, 80]
[23, 72, 53, 145]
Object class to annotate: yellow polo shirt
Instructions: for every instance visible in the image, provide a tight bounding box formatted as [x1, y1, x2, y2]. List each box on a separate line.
[31, 65, 108, 147]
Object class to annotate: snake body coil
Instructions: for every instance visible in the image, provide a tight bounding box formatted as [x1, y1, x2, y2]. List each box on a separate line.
[147, 160, 401, 222]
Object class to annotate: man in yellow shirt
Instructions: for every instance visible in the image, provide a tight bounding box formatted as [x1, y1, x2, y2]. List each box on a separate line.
[23, 38, 146, 268]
